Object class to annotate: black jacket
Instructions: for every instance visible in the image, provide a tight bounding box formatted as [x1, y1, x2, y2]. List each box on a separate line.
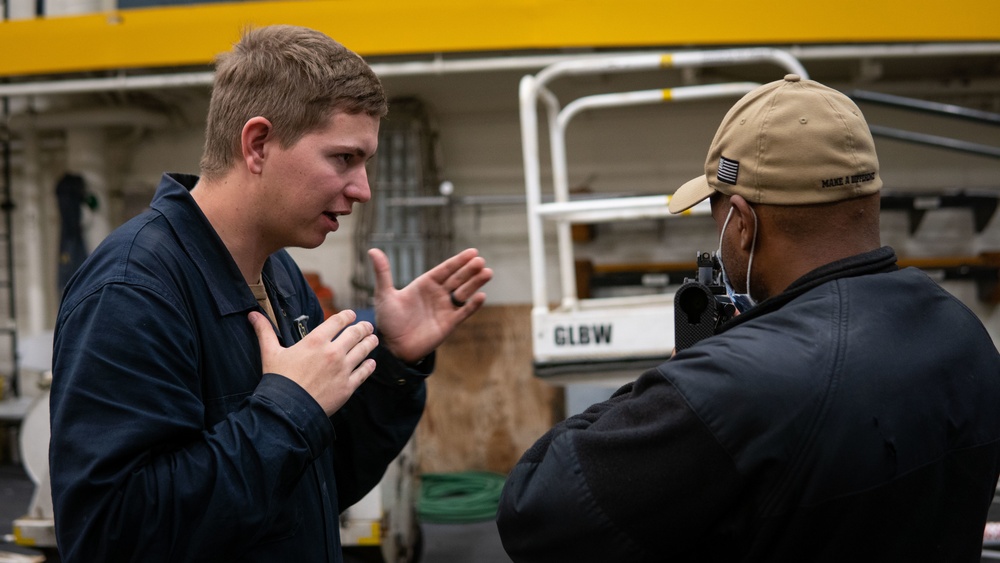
[497, 247, 1000, 562]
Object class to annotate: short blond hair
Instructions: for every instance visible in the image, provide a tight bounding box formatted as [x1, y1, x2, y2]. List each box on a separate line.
[199, 25, 388, 180]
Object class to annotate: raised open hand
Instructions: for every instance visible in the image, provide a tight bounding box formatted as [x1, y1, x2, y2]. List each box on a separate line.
[369, 248, 493, 363]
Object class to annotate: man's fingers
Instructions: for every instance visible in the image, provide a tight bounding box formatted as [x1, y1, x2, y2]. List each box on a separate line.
[430, 248, 481, 284]
[308, 309, 359, 342]
[448, 264, 493, 307]
[350, 358, 377, 388]
[451, 265, 493, 299]
[248, 311, 278, 354]
[368, 248, 395, 295]
[342, 331, 379, 368]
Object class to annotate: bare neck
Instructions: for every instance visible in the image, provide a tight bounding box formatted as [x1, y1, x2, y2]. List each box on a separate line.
[190, 174, 269, 285]
[757, 239, 879, 299]
[754, 196, 882, 299]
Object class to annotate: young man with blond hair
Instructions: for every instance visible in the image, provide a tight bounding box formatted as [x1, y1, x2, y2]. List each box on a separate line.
[50, 25, 492, 563]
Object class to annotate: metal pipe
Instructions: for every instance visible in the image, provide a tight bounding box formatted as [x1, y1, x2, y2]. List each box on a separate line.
[519, 74, 549, 312]
[788, 42, 1000, 61]
[383, 191, 656, 208]
[0, 71, 215, 98]
[545, 91, 578, 309]
[16, 125, 45, 336]
[7, 107, 171, 130]
[544, 81, 759, 310]
[0, 42, 998, 99]
[558, 82, 760, 130]
[670, 47, 808, 78]
[6, 0, 35, 19]
[849, 89, 1000, 126]
[535, 47, 808, 89]
[536, 196, 711, 223]
[538, 195, 676, 216]
[529, 49, 805, 313]
[868, 125, 1000, 159]
[0, 96, 19, 388]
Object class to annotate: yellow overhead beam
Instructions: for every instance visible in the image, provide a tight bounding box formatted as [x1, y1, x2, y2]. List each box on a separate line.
[1, 0, 999, 77]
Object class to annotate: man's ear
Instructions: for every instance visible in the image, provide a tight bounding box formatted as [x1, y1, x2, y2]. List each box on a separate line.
[729, 195, 757, 252]
[241, 117, 273, 175]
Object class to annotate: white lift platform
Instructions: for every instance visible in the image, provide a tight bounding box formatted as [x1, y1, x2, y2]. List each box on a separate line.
[519, 48, 808, 380]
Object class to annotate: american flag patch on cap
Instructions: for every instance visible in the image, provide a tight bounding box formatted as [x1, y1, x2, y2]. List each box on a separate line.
[718, 156, 739, 185]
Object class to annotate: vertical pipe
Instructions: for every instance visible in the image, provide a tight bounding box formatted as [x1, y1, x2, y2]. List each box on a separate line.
[17, 121, 46, 336]
[520, 76, 548, 312]
[404, 126, 419, 284]
[406, 126, 425, 279]
[0, 96, 18, 390]
[547, 94, 578, 310]
[6, 0, 35, 19]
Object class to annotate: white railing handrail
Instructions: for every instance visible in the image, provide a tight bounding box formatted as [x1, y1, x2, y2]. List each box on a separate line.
[557, 82, 762, 130]
[521, 48, 808, 313]
[536, 196, 711, 223]
[534, 47, 808, 90]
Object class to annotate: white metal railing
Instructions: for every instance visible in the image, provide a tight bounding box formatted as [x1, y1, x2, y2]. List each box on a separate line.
[520, 49, 808, 372]
[522, 48, 809, 314]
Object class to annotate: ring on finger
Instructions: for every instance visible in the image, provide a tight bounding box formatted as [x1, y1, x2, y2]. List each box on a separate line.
[449, 290, 467, 308]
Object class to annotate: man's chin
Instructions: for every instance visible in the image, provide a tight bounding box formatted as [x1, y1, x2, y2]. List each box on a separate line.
[294, 232, 332, 250]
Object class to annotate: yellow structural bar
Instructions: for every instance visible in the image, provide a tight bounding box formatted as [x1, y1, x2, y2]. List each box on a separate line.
[357, 522, 382, 546]
[1, 0, 999, 77]
[13, 526, 36, 546]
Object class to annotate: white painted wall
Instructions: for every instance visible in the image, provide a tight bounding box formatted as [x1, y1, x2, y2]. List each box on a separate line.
[10, 68, 999, 346]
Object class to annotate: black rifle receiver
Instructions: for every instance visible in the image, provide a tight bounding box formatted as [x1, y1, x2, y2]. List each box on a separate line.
[673, 251, 736, 351]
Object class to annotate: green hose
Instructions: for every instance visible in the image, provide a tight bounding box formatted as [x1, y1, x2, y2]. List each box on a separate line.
[418, 471, 507, 524]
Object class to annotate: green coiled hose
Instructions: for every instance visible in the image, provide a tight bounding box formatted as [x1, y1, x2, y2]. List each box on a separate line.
[417, 471, 507, 524]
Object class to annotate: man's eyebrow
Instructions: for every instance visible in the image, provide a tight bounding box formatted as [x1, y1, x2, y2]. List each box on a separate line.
[334, 144, 374, 159]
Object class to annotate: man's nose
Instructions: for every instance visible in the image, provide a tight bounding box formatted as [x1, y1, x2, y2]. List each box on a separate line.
[348, 167, 372, 203]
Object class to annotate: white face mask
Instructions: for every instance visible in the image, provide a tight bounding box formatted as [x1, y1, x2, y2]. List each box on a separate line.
[715, 205, 758, 313]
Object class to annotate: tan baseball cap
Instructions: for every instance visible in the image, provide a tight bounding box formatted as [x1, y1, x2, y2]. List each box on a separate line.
[668, 74, 881, 214]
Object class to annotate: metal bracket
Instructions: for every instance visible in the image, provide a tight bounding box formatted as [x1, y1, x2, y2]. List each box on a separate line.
[880, 191, 999, 234]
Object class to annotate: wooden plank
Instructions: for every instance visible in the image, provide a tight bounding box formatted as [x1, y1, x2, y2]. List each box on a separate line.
[415, 304, 559, 474]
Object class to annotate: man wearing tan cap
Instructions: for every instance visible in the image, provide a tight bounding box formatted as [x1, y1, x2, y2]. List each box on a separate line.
[497, 75, 1000, 562]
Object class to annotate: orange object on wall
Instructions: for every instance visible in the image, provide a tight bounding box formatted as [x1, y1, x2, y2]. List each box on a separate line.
[303, 271, 337, 320]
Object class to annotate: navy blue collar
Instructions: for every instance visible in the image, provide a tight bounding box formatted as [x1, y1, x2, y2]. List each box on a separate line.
[149, 172, 299, 317]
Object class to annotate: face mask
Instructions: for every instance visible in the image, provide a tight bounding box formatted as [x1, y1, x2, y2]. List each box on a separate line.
[715, 205, 758, 313]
